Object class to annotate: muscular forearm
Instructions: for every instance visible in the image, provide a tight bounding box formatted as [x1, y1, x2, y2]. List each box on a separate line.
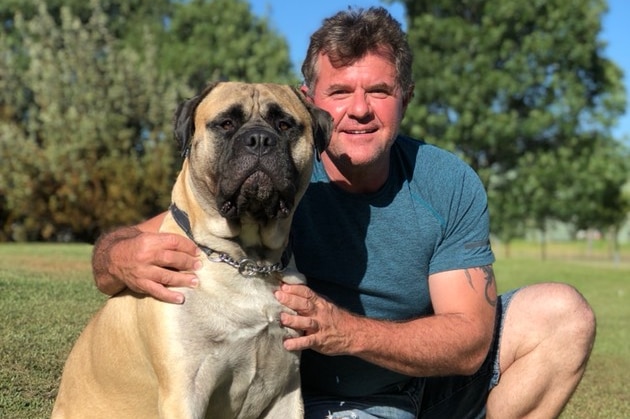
[92, 226, 143, 295]
[343, 311, 494, 377]
[278, 266, 497, 377]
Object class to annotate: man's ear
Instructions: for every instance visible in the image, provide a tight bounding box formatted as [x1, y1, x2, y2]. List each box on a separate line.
[299, 84, 313, 103]
[402, 84, 415, 112]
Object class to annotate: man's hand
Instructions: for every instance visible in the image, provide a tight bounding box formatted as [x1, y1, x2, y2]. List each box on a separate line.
[92, 225, 201, 304]
[275, 267, 497, 377]
[275, 283, 354, 354]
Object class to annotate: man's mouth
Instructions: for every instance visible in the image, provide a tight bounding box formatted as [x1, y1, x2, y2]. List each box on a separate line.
[342, 128, 378, 135]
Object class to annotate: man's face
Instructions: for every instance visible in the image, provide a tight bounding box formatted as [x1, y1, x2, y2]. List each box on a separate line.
[303, 51, 406, 171]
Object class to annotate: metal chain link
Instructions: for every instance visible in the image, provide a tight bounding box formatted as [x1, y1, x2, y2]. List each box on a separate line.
[203, 247, 285, 276]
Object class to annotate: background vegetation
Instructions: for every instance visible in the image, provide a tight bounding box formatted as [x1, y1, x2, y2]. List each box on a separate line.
[0, 0, 628, 247]
[0, 2, 627, 417]
[0, 242, 628, 418]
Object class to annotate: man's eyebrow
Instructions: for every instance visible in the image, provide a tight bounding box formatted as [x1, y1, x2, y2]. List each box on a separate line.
[324, 82, 395, 93]
[324, 83, 352, 92]
[366, 82, 395, 91]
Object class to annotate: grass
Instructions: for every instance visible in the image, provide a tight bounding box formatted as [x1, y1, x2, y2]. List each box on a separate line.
[0, 241, 628, 418]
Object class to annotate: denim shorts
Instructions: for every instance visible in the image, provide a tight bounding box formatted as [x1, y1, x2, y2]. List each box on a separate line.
[303, 289, 520, 419]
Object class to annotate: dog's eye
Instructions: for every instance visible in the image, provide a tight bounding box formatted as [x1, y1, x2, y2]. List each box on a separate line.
[277, 120, 291, 131]
[219, 120, 235, 130]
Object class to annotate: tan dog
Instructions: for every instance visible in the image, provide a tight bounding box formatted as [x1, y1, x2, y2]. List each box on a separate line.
[52, 82, 331, 419]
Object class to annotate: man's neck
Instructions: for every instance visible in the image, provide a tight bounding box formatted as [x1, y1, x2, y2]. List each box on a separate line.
[321, 153, 390, 194]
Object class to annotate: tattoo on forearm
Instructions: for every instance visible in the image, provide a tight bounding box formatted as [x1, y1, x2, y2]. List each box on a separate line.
[464, 265, 497, 307]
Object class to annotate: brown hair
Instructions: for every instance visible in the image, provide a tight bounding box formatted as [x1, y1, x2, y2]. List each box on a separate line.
[301, 7, 413, 98]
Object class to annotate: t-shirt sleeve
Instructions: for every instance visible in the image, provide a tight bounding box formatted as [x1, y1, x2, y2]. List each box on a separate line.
[428, 163, 495, 275]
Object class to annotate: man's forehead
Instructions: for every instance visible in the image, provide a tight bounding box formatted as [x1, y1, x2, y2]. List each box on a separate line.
[314, 54, 397, 89]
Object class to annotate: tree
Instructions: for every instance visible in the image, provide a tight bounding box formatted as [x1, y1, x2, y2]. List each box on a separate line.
[488, 135, 629, 260]
[486, 169, 528, 258]
[160, 0, 297, 89]
[395, 0, 628, 257]
[0, 4, 187, 241]
[561, 136, 630, 261]
[0, 0, 172, 45]
[398, 0, 625, 181]
[0, 0, 297, 242]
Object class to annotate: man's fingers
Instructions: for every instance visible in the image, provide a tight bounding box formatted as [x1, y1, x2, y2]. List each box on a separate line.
[281, 312, 319, 333]
[156, 268, 199, 289]
[155, 249, 201, 272]
[160, 233, 199, 255]
[276, 284, 317, 314]
[142, 279, 186, 305]
[156, 234, 201, 272]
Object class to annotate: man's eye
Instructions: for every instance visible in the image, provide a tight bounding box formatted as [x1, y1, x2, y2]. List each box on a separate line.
[369, 90, 390, 98]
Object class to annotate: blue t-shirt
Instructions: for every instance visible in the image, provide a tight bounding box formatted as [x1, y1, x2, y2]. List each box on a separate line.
[290, 135, 495, 397]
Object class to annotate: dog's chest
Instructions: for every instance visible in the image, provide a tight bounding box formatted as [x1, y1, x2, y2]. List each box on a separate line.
[161, 266, 299, 415]
[171, 265, 294, 350]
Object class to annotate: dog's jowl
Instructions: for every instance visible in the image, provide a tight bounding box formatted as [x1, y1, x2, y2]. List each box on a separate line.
[52, 82, 331, 419]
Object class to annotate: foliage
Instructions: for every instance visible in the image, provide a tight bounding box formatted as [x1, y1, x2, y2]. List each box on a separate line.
[0, 0, 295, 242]
[0, 0, 172, 43]
[397, 0, 629, 244]
[0, 0, 628, 242]
[0, 4, 185, 241]
[161, 0, 297, 89]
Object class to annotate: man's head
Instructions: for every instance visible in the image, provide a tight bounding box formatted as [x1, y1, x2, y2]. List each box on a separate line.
[301, 7, 413, 101]
[298, 7, 413, 192]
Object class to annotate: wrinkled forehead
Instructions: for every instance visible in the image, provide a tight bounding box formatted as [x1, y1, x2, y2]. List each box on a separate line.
[194, 82, 308, 124]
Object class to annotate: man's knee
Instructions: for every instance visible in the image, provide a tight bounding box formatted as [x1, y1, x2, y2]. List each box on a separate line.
[545, 283, 595, 342]
[523, 282, 596, 355]
[503, 283, 596, 360]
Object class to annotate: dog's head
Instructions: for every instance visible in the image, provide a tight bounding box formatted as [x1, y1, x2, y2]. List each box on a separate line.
[171, 82, 331, 250]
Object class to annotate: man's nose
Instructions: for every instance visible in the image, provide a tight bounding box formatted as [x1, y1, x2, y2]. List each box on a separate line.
[348, 91, 371, 119]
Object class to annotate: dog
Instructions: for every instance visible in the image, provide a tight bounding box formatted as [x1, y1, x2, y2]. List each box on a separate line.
[52, 82, 332, 419]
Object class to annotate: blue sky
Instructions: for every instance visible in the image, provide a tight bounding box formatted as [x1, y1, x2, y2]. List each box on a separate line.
[249, 0, 629, 141]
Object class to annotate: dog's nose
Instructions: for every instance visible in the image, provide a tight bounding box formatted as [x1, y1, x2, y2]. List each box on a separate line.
[243, 129, 277, 156]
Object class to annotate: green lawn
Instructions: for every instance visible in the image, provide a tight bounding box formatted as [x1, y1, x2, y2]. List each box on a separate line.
[0, 242, 628, 418]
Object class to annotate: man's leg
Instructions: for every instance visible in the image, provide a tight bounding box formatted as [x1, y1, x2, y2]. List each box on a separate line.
[487, 283, 596, 418]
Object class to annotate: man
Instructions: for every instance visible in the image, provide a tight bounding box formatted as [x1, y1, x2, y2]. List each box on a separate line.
[93, 7, 595, 418]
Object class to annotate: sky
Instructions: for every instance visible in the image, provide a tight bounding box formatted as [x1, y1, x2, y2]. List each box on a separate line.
[249, 0, 630, 141]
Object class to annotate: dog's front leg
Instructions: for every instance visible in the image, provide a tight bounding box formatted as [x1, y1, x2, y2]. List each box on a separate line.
[261, 372, 304, 419]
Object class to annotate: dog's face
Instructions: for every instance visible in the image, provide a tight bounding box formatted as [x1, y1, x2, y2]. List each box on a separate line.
[173, 82, 331, 228]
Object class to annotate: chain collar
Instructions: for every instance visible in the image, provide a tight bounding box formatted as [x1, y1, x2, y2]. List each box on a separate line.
[169, 203, 285, 277]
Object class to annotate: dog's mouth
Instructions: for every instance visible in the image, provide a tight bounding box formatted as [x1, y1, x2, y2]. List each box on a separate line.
[217, 169, 296, 221]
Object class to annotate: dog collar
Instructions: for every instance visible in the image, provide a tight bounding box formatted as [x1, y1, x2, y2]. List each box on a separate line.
[168, 203, 286, 276]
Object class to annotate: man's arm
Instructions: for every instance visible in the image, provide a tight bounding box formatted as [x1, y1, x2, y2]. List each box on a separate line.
[276, 265, 497, 377]
[92, 212, 201, 304]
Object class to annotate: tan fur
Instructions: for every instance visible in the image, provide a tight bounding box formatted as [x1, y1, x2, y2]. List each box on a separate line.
[52, 82, 331, 419]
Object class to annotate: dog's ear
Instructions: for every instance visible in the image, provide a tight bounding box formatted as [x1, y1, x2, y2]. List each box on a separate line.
[173, 82, 221, 157]
[290, 87, 332, 160]
[310, 105, 332, 159]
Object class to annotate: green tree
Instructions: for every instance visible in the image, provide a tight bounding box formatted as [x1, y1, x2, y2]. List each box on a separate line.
[396, 0, 628, 255]
[489, 136, 630, 260]
[0, 0, 172, 45]
[398, 0, 625, 179]
[487, 169, 528, 258]
[160, 0, 297, 88]
[0, 4, 187, 241]
[561, 136, 630, 260]
[0, 0, 297, 242]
